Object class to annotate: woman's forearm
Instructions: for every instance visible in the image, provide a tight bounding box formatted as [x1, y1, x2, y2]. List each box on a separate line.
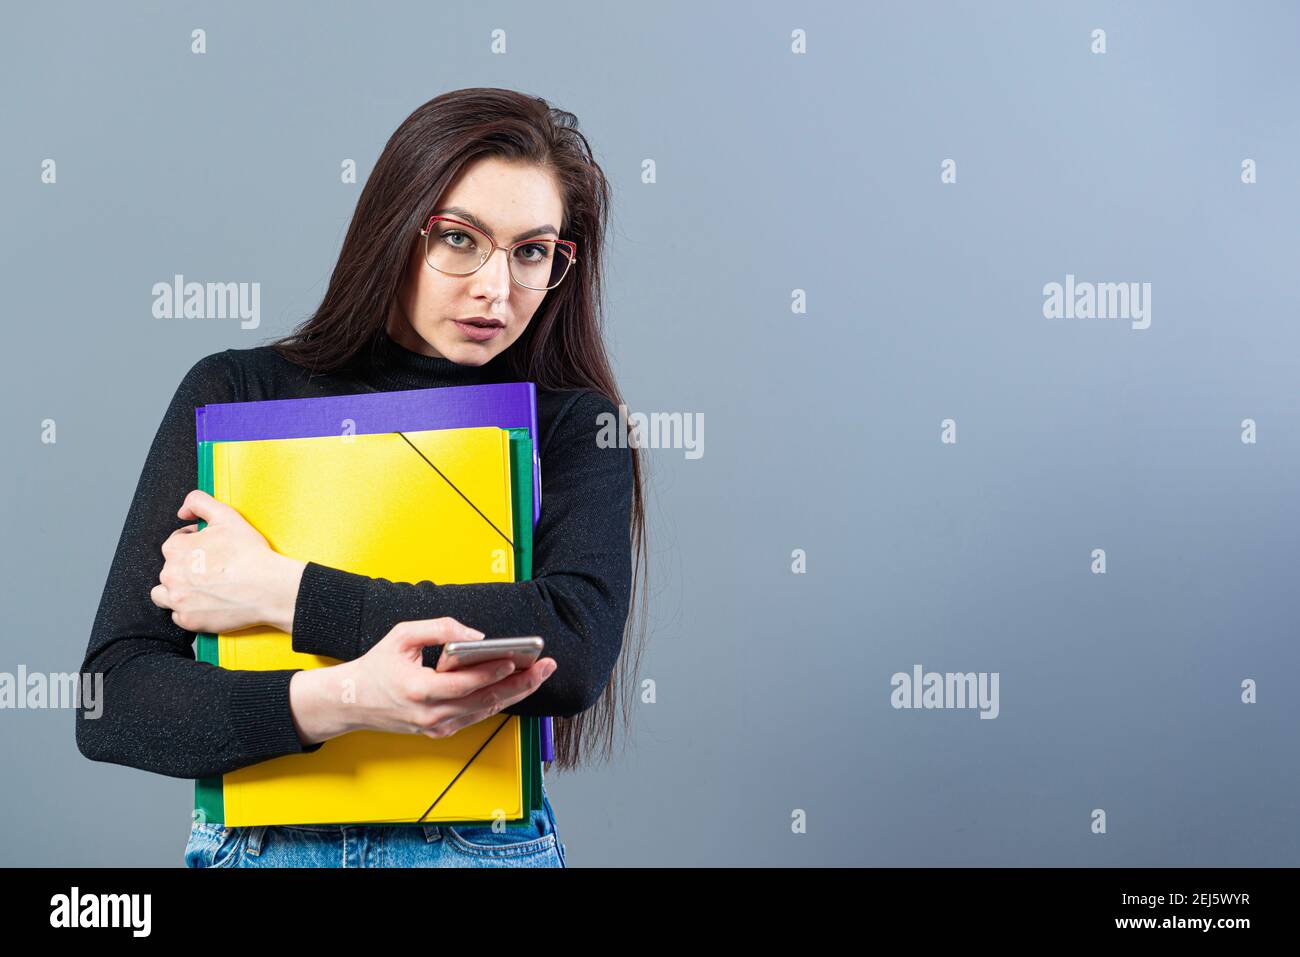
[76, 644, 326, 778]
[288, 662, 359, 745]
[264, 554, 308, 634]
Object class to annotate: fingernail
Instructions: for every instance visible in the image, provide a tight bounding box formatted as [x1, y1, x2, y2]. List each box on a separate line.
[467, 629, 485, 639]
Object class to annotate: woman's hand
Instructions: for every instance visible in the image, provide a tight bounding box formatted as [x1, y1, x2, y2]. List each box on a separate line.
[151, 489, 306, 634]
[307, 617, 558, 742]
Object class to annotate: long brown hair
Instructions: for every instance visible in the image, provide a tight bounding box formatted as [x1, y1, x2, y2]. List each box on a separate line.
[267, 88, 648, 771]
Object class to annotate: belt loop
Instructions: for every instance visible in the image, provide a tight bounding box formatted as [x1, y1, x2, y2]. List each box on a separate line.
[245, 825, 268, 856]
[421, 824, 442, 842]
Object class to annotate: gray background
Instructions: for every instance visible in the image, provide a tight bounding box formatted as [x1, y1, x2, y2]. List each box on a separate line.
[2, 1, 1297, 866]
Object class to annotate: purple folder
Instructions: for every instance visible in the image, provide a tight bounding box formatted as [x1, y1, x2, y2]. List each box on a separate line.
[197, 383, 541, 524]
[195, 382, 554, 762]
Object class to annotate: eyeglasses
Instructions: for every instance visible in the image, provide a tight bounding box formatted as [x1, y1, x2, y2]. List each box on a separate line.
[418, 215, 578, 291]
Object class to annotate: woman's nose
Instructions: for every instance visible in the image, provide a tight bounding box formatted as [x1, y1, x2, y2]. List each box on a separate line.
[474, 247, 513, 297]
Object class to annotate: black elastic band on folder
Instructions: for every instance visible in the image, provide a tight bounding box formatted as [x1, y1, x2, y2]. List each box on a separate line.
[417, 715, 515, 823]
[392, 432, 519, 822]
[395, 431, 514, 549]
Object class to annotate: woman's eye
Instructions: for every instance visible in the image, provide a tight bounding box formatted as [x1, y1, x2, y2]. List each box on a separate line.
[516, 243, 551, 262]
[442, 230, 471, 248]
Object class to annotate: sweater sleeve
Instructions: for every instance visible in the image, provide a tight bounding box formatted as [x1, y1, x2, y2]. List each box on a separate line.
[289, 389, 635, 718]
[75, 352, 324, 779]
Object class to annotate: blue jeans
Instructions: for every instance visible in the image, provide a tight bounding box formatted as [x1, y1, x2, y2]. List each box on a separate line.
[184, 784, 567, 868]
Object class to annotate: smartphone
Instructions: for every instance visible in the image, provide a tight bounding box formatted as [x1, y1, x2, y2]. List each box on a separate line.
[437, 636, 544, 672]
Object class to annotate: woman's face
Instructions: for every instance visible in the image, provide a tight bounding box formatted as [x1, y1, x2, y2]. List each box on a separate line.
[387, 156, 566, 365]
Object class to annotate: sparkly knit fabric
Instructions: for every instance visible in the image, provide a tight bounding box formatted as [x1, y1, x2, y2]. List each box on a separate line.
[76, 331, 632, 778]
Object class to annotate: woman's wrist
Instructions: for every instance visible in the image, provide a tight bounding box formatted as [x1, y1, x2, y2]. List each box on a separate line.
[288, 663, 360, 746]
[263, 554, 307, 633]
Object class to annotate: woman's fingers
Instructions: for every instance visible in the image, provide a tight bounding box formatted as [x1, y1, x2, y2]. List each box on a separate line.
[177, 489, 236, 523]
[446, 659, 556, 715]
[425, 705, 504, 739]
[160, 525, 202, 560]
[419, 658, 517, 701]
[149, 583, 172, 610]
[417, 659, 557, 738]
[387, 618, 484, 659]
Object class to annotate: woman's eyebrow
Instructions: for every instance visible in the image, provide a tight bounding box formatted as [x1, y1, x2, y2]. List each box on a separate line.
[434, 206, 558, 242]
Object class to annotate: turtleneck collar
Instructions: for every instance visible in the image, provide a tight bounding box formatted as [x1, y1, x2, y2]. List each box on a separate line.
[353, 328, 505, 392]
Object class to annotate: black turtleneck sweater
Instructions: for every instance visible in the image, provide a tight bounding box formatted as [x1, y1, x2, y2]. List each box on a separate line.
[75, 332, 634, 779]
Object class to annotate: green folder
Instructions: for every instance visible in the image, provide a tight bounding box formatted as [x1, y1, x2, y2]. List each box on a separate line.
[193, 428, 540, 828]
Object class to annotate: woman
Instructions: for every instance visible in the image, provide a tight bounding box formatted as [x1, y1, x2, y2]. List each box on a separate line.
[75, 88, 649, 868]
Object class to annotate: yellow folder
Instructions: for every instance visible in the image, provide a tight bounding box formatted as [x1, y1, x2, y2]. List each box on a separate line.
[211, 426, 522, 826]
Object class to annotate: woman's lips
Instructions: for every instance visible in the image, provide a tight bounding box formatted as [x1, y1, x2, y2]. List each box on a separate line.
[452, 319, 504, 342]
